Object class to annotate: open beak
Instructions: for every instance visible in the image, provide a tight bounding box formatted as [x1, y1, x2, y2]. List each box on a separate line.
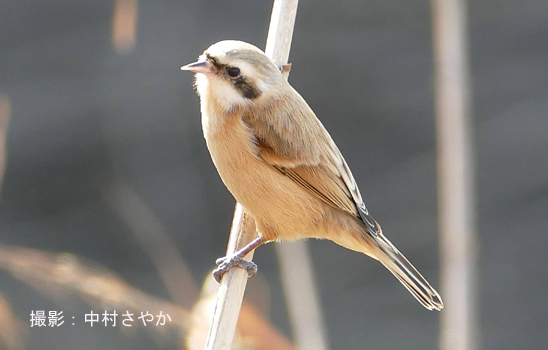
[181, 58, 214, 74]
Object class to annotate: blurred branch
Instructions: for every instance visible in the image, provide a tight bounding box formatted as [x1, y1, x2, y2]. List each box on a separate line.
[237, 303, 296, 350]
[112, 0, 138, 54]
[0, 245, 190, 334]
[275, 242, 329, 350]
[102, 180, 199, 307]
[0, 292, 25, 350]
[432, 0, 479, 349]
[0, 96, 11, 196]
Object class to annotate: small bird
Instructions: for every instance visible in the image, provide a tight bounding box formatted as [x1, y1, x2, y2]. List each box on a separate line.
[182, 40, 443, 311]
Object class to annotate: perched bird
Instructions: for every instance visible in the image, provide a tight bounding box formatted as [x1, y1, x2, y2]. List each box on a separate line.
[182, 40, 443, 311]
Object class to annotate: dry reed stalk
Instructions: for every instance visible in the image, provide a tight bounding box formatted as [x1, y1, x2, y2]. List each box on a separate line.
[275, 242, 329, 350]
[188, 276, 297, 350]
[204, 203, 257, 350]
[432, 0, 479, 349]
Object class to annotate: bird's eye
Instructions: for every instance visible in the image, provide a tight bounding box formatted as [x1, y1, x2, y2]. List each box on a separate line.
[227, 67, 241, 77]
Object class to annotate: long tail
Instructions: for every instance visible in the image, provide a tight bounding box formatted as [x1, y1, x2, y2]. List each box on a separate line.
[372, 233, 444, 311]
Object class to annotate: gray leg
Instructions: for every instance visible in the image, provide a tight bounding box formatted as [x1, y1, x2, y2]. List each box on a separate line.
[212, 236, 264, 283]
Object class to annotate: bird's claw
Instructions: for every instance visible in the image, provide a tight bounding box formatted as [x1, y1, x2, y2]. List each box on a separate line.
[213, 255, 258, 283]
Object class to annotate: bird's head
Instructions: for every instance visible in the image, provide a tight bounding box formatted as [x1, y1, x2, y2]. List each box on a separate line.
[182, 40, 285, 112]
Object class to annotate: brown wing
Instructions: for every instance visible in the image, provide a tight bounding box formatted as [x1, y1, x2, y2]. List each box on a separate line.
[242, 94, 380, 235]
[272, 155, 358, 218]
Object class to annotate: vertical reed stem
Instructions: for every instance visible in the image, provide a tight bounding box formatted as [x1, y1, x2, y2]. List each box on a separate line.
[432, 0, 480, 349]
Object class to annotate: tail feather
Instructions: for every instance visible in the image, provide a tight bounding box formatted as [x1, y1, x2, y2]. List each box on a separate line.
[372, 234, 444, 311]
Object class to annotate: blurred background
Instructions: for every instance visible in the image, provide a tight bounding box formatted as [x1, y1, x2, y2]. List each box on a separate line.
[1, 0, 547, 349]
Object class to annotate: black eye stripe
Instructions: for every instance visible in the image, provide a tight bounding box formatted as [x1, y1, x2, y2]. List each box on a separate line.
[202, 55, 260, 99]
[233, 76, 261, 100]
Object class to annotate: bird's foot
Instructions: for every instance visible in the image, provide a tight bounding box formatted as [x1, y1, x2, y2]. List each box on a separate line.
[213, 255, 258, 283]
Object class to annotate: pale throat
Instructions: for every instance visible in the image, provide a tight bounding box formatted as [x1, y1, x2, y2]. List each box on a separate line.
[197, 74, 249, 112]
[197, 74, 244, 137]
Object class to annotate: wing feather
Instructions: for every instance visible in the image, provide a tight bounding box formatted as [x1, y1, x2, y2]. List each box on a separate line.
[242, 94, 380, 236]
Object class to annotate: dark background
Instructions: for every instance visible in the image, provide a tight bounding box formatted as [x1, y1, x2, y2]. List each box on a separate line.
[1, 0, 547, 349]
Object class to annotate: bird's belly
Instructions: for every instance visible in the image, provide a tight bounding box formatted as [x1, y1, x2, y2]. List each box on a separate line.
[204, 119, 326, 241]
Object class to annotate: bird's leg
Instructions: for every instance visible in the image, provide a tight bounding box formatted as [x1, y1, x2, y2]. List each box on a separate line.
[213, 236, 265, 283]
